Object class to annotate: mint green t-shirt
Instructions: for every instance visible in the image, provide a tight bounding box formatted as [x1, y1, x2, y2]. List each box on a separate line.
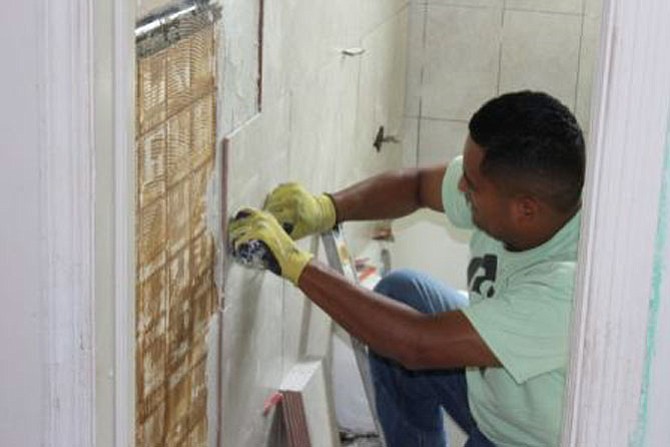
[441, 156, 580, 447]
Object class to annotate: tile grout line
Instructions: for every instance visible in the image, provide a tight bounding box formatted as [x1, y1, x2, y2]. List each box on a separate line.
[416, 104, 423, 167]
[416, 1, 429, 167]
[496, 0, 506, 95]
[421, 1, 583, 16]
[421, 116, 470, 123]
[574, 0, 588, 114]
[505, 7, 584, 17]
[364, 1, 412, 39]
[421, 2, 494, 11]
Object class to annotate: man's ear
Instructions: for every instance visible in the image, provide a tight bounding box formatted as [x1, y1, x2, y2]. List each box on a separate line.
[514, 195, 540, 223]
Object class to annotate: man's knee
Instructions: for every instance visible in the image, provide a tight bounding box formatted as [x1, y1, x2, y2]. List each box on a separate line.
[374, 269, 466, 314]
[374, 268, 422, 308]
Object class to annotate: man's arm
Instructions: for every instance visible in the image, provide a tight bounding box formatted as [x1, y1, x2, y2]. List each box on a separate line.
[229, 208, 495, 369]
[330, 164, 447, 223]
[298, 260, 501, 370]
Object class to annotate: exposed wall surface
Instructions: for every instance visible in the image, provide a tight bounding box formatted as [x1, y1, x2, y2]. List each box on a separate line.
[393, 0, 603, 291]
[220, 1, 408, 445]
[134, 6, 221, 446]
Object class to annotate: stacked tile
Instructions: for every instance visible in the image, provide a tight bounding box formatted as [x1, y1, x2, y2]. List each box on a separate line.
[135, 18, 219, 447]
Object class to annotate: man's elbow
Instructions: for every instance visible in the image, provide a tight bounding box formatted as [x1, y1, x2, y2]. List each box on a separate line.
[393, 350, 420, 371]
[395, 337, 442, 371]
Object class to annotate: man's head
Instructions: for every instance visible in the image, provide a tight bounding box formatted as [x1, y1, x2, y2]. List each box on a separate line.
[459, 91, 585, 249]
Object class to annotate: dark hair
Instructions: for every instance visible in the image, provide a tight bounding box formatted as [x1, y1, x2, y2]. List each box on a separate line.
[468, 91, 585, 213]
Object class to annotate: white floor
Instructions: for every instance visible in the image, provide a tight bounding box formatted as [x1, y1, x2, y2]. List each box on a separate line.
[339, 416, 467, 447]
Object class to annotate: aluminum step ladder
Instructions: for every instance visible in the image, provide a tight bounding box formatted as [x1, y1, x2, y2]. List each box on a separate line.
[321, 225, 387, 447]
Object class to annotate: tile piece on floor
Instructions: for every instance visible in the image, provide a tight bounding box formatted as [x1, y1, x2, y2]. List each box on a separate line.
[280, 359, 339, 447]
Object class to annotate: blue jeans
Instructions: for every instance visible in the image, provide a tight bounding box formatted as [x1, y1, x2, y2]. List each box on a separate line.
[369, 269, 496, 447]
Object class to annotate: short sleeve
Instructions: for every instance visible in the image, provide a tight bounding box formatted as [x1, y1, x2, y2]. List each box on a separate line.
[462, 262, 575, 383]
[441, 156, 474, 229]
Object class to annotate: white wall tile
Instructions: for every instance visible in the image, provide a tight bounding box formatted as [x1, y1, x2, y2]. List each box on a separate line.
[421, 5, 502, 120]
[281, 238, 336, 376]
[221, 93, 293, 440]
[418, 119, 468, 166]
[427, 0, 502, 7]
[302, 301, 335, 358]
[259, 2, 286, 107]
[351, 9, 408, 187]
[263, 0, 362, 107]
[281, 281, 307, 375]
[360, 0, 410, 36]
[585, 0, 604, 18]
[219, 0, 262, 136]
[506, 0, 584, 15]
[403, 117, 420, 168]
[289, 57, 360, 193]
[225, 96, 290, 215]
[499, 10, 582, 110]
[283, 286, 335, 359]
[219, 271, 285, 446]
[405, 2, 427, 118]
[576, 15, 603, 134]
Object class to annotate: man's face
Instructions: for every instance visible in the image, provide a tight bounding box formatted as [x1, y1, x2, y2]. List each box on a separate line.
[458, 136, 514, 241]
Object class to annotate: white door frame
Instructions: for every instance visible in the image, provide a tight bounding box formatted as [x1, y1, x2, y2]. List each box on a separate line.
[562, 0, 670, 446]
[40, 0, 96, 445]
[94, 0, 137, 446]
[40, 0, 135, 446]
[43, 0, 670, 445]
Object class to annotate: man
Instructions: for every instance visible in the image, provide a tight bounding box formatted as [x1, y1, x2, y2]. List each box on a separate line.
[229, 91, 585, 446]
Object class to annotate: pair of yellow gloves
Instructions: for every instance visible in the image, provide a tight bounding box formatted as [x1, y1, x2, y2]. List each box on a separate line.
[229, 183, 337, 285]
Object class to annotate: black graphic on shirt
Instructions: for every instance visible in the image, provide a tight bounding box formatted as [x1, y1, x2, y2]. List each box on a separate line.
[467, 254, 498, 298]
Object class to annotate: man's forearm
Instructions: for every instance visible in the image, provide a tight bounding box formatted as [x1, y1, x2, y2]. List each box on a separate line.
[297, 259, 425, 366]
[330, 168, 423, 223]
[330, 164, 448, 223]
[296, 259, 500, 370]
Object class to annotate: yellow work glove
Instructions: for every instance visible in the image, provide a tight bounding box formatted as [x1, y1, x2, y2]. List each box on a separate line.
[263, 183, 337, 240]
[229, 208, 313, 285]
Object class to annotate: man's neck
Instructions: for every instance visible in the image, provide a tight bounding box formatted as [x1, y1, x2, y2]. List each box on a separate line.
[505, 207, 580, 252]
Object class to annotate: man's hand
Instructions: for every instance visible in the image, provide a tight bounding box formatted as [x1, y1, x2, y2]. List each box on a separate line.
[229, 208, 313, 285]
[263, 183, 337, 240]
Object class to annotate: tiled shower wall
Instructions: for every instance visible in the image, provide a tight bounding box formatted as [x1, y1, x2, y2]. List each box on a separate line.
[392, 0, 603, 291]
[220, 1, 408, 445]
[405, 0, 603, 165]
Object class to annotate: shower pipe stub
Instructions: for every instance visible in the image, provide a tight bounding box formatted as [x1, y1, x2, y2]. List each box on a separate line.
[135, 0, 222, 59]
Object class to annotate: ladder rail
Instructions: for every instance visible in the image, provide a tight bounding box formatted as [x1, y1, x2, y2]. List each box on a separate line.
[321, 226, 387, 447]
